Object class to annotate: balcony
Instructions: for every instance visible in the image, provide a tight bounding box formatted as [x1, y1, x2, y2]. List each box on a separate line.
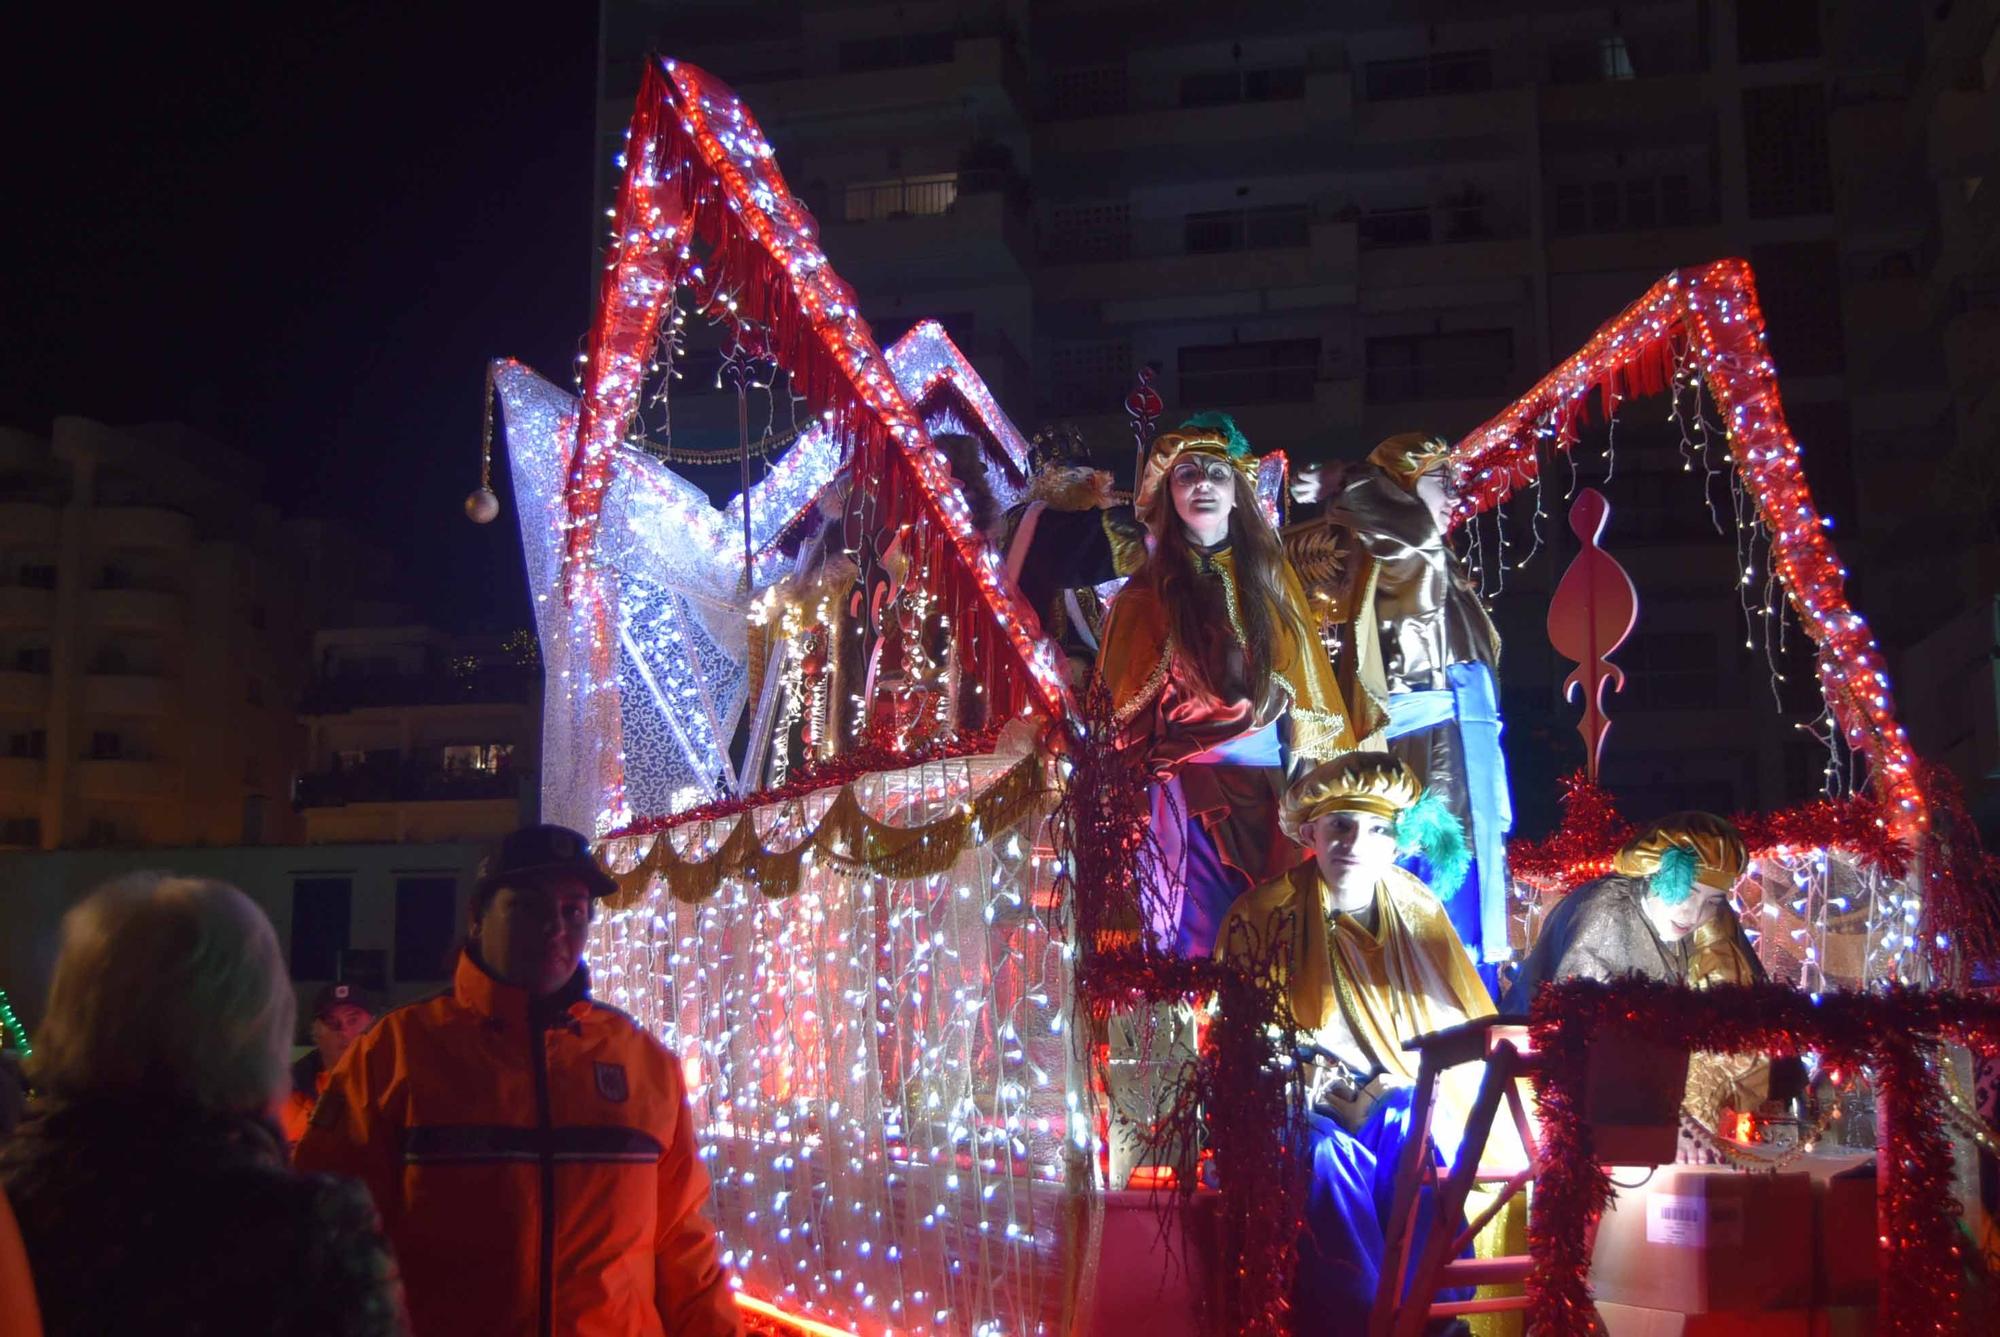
[84, 673, 173, 715]
[1038, 68, 1349, 158]
[1042, 220, 1357, 309]
[88, 506, 193, 551]
[735, 36, 1027, 133]
[299, 666, 536, 714]
[296, 760, 521, 809]
[0, 502, 59, 545]
[77, 757, 171, 799]
[1352, 82, 1528, 146]
[817, 179, 1034, 285]
[89, 586, 184, 630]
[0, 756, 44, 794]
[0, 670, 50, 713]
[0, 585, 53, 628]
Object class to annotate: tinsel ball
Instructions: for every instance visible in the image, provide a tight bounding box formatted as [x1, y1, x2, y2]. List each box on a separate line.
[464, 487, 500, 524]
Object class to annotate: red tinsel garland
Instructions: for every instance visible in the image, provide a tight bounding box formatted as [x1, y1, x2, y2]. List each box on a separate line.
[1527, 979, 2000, 1337]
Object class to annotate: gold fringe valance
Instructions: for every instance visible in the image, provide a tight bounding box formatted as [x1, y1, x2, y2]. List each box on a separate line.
[605, 754, 1047, 906]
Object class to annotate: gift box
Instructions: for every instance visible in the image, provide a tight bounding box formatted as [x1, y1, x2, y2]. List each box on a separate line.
[1591, 1166, 1815, 1313]
[1809, 1158, 1878, 1306]
[1597, 1301, 1810, 1335]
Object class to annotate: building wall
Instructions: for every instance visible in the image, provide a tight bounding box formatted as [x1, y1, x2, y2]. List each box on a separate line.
[0, 418, 314, 851]
[598, 0, 1991, 825]
[0, 842, 489, 1037]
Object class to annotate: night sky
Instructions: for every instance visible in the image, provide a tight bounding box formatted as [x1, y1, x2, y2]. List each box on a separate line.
[3, 5, 601, 631]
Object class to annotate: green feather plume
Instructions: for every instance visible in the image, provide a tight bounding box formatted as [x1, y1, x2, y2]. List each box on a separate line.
[1395, 790, 1469, 896]
[1650, 844, 1699, 904]
[1177, 410, 1252, 459]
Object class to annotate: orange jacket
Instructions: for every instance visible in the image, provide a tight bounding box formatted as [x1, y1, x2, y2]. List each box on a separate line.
[295, 952, 741, 1337]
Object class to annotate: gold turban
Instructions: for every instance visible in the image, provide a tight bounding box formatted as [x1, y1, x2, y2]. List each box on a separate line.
[1366, 432, 1452, 492]
[1612, 811, 1749, 887]
[1135, 427, 1260, 510]
[1280, 751, 1421, 840]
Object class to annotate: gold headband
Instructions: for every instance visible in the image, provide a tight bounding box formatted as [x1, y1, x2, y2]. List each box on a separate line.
[1135, 429, 1259, 510]
[1612, 812, 1748, 886]
[1367, 432, 1453, 492]
[1280, 752, 1422, 841]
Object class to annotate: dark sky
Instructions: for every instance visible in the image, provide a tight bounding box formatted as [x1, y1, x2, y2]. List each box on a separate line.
[3, 5, 601, 631]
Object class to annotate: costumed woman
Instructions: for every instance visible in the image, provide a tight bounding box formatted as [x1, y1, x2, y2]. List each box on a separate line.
[1094, 412, 1357, 959]
[1289, 433, 1514, 978]
[1215, 752, 1507, 1334]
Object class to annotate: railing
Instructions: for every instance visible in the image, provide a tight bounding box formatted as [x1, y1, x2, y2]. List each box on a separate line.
[843, 174, 959, 222]
[1184, 204, 1310, 255]
[295, 762, 520, 808]
[1358, 203, 1512, 250]
[299, 668, 536, 713]
[1361, 50, 1493, 102]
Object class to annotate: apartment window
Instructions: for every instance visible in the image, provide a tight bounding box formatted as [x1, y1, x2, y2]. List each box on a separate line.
[89, 731, 124, 760]
[1553, 173, 1693, 235]
[1046, 203, 1131, 261]
[290, 876, 353, 979]
[1738, 0, 1820, 64]
[1183, 204, 1309, 254]
[6, 730, 45, 759]
[395, 876, 460, 982]
[0, 817, 38, 847]
[1750, 240, 1846, 375]
[843, 173, 957, 222]
[81, 817, 122, 847]
[1362, 50, 1492, 101]
[442, 743, 514, 774]
[12, 646, 49, 673]
[1178, 338, 1320, 405]
[1178, 66, 1305, 108]
[17, 563, 56, 590]
[1365, 329, 1514, 402]
[1048, 341, 1132, 414]
[1047, 64, 1128, 119]
[1743, 85, 1832, 218]
[837, 30, 954, 73]
[90, 646, 130, 675]
[1358, 207, 1432, 250]
[1550, 35, 1636, 84]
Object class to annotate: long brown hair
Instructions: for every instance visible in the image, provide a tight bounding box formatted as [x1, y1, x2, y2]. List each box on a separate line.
[1134, 471, 1309, 701]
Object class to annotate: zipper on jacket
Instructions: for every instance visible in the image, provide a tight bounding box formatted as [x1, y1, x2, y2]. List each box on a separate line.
[528, 1018, 556, 1337]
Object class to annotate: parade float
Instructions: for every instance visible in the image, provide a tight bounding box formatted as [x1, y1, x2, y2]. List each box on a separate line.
[489, 58, 2000, 1337]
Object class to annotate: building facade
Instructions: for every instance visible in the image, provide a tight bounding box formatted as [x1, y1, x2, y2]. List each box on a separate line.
[0, 417, 317, 851]
[598, 0, 1996, 828]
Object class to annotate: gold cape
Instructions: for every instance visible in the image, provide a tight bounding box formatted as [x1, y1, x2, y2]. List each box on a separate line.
[1095, 546, 1355, 767]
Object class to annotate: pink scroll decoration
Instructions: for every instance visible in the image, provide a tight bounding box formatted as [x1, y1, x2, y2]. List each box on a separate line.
[1546, 488, 1638, 781]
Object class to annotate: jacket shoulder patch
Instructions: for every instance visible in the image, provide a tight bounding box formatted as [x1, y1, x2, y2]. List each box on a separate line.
[593, 1061, 629, 1103]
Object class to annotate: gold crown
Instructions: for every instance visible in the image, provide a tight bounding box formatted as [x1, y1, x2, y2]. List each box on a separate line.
[1135, 428, 1260, 509]
[1612, 812, 1748, 886]
[1366, 432, 1453, 492]
[1281, 751, 1422, 840]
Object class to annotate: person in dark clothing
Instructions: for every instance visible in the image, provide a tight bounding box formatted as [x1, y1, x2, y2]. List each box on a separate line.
[281, 982, 379, 1150]
[0, 873, 406, 1337]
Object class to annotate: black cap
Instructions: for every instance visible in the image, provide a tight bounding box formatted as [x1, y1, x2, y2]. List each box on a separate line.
[311, 982, 379, 1022]
[478, 823, 618, 900]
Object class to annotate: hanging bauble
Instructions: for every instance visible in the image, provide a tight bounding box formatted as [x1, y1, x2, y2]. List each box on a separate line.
[464, 487, 500, 524]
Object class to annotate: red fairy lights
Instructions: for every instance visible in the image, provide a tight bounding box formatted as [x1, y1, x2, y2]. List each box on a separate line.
[1451, 260, 1927, 840]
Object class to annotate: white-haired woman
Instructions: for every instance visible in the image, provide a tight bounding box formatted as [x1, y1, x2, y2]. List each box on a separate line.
[0, 875, 406, 1336]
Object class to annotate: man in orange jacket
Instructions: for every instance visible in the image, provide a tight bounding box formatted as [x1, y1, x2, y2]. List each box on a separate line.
[280, 982, 378, 1151]
[296, 824, 742, 1337]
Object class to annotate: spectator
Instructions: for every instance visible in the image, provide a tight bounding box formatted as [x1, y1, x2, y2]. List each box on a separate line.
[0, 1053, 24, 1146]
[281, 983, 379, 1151]
[0, 874, 406, 1336]
[296, 824, 741, 1337]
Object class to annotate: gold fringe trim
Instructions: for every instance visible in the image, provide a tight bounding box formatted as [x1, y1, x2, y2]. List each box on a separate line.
[606, 754, 1047, 907]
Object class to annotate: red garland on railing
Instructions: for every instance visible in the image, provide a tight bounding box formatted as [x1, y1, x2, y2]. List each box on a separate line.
[1526, 979, 2000, 1337]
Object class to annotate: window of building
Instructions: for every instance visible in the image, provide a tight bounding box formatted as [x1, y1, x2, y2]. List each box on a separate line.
[1183, 204, 1310, 254]
[1737, 0, 1820, 64]
[1046, 64, 1129, 119]
[1046, 203, 1131, 261]
[1178, 338, 1320, 405]
[1743, 85, 1832, 218]
[395, 876, 460, 982]
[1048, 341, 1132, 414]
[843, 173, 958, 222]
[81, 816, 122, 847]
[1178, 66, 1305, 108]
[12, 645, 49, 674]
[836, 30, 955, 73]
[90, 645, 130, 675]
[89, 731, 124, 760]
[290, 877, 353, 980]
[6, 730, 44, 759]
[442, 743, 514, 774]
[1362, 50, 1493, 101]
[1749, 240, 1846, 375]
[1365, 329, 1514, 402]
[0, 816, 38, 847]
[1357, 207, 1433, 249]
[17, 563, 56, 590]
[1553, 173, 1695, 235]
